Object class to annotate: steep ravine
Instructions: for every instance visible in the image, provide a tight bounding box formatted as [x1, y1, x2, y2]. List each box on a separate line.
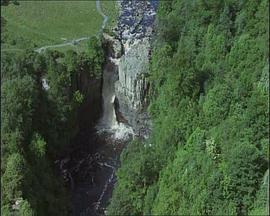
[56, 1, 158, 215]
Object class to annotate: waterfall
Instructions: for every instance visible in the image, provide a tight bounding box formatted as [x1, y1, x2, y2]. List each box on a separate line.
[98, 61, 118, 129]
[96, 57, 134, 140]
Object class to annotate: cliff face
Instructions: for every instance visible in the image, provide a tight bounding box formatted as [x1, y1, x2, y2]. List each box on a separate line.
[100, 0, 158, 138]
[77, 69, 102, 130]
[116, 38, 150, 111]
[114, 38, 151, 136]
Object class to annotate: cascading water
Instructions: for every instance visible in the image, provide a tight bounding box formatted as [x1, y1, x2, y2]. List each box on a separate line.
[96, 57, 134, 141]
[98, 61, 118, 129]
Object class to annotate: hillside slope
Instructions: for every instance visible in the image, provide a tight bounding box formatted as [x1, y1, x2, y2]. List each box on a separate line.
[108, 0, 269, 215]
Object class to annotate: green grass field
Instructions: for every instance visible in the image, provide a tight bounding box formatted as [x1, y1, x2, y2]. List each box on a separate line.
[1, 0, 118, 52]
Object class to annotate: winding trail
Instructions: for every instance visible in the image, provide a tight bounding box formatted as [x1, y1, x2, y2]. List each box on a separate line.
[34, 37, 90, 53]
[2, 0, 109, 54]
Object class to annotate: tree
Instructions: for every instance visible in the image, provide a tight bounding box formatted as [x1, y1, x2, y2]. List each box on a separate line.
[29, 133, 46, 159]
[109, 0, 268, 215]
[18, 199, 34, 216]
[73, 90, 84, 104]
[202, 84, 232, 127]
[221, 143, 267, 214]
[1, 153, 26, 204]
[85, 37, 104, 77]
[1, 75, 37, 138]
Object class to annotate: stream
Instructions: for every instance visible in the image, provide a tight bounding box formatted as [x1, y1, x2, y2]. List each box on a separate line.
[57, 130, 127, 216]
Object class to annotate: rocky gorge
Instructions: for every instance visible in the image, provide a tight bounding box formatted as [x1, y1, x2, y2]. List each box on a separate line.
[56, 1, 158, 215]
[2, 0, 267, 215]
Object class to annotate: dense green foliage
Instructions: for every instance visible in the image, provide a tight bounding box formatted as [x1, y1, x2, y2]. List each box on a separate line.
[1, 38, 104, 215]
[108, 0, 269, 215]
[0, 0, 18, 6]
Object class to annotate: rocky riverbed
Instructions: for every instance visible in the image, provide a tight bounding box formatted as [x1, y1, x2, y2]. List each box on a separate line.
[117, 0, 158, 41]
[56, 128, 128, 216]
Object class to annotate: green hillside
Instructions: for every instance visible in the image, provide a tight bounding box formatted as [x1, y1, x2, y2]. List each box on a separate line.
[108, 0, 269, 215]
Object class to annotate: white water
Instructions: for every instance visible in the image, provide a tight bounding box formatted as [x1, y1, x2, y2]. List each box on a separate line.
[109, 57, 120, 66]
[94, 0, 134, 141]
[42, 78, 50, 90]
[98, 63, 118, 129]
[96, 58, 135, 141]
[111, 122, 134, 140]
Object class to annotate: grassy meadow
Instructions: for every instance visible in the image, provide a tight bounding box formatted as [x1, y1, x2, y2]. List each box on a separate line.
[1, 0, 118, 52]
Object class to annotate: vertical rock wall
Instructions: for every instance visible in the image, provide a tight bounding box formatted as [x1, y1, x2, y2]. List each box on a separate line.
[116, 38, 150, 111]
[114, 38, 151, 137]
[77, 70, 103, 130]
[101, 0, 158, 138]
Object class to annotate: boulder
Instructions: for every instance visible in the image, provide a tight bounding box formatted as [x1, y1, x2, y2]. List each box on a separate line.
[102, 33, 122, 58]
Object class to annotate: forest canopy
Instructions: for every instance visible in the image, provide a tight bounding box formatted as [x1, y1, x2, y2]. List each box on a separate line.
[1, 38, 104, 215]
[107, 0, 269, 215]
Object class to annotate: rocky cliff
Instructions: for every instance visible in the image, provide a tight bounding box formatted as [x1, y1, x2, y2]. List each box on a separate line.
[77, 71, 102, 130]
[114, 38, 151, 137]
[101, 0, 158, 138]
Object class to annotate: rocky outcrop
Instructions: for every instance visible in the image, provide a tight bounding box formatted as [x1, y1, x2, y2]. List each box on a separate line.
[114, 38, 151, 136]
[102, 33, 123, 58]
[112, 0, 158, 138]
[115, 38, 150, 111]
[99, 0, 158, 138]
